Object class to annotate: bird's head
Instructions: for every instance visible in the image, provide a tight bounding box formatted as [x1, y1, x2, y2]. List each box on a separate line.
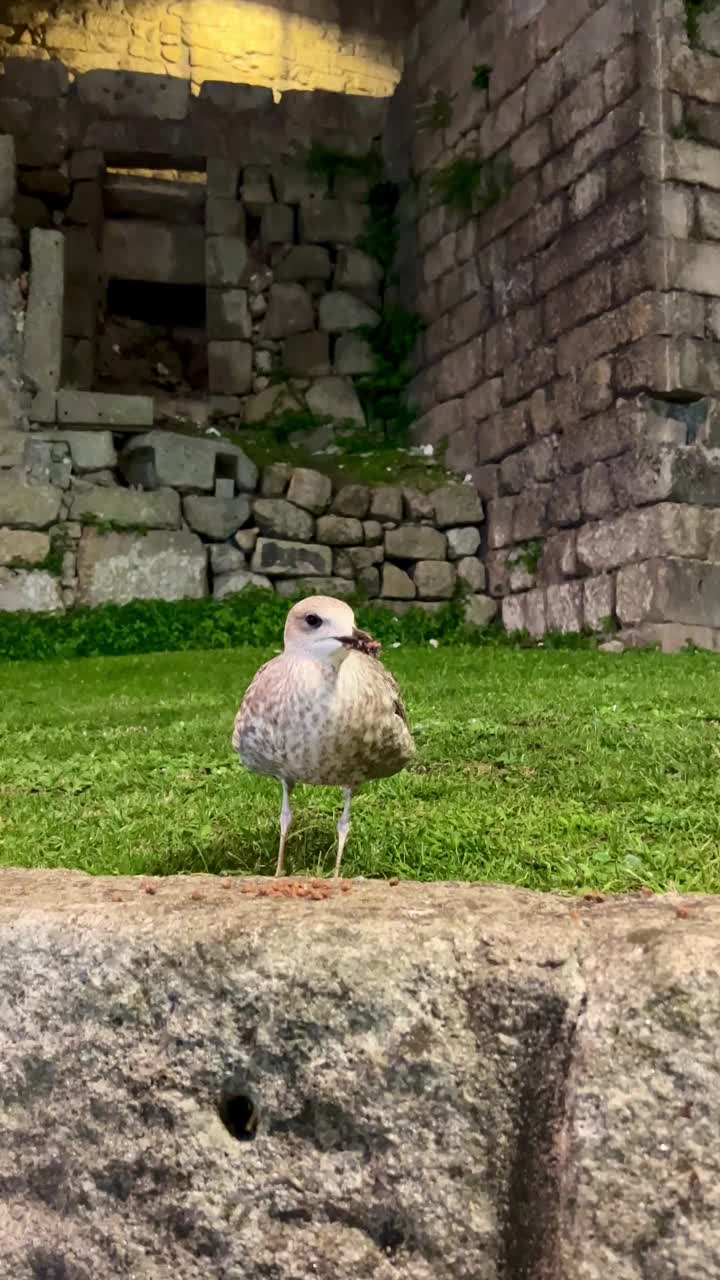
[283, 596, 380, 663]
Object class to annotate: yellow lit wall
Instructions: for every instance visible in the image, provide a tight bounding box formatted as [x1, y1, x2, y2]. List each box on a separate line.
[0, 0, 404, 97]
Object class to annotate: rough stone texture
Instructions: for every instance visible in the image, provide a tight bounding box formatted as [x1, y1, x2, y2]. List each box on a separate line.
[0, 476, 62, 530]
[76, 528, 207, 606]
[182, 495, 252, 541]
[0, 528, 50, 566]
[275, 574, 356, 598]
[306, 376, 366, 426]
[262, 284, 314, 339]
[370, 485, 404, 523]
[251, 537, 333, 577]
[0, 567, 63, 611]
[58, 391, 153, 428]
[382, 562, 416, 598]
[49, 431, 116, 473]
[0, 874, 719, 1278]
[334, 333, 376, 376]
[70, 485, 181, 530]
[318, 291, 381, 333]
[209, 543, 246, 576]
[333, 484, 371, 518]
[447, 527, 481, 560]
[316, 515, 365, 546]
[213, 569, 273, 598]
[22, 229, 64, 396]
[121, 432, 257, 495]
[463, 593, 498, 627]
[208, 340, 253, 395]
[385, 525, 447, 561]
[253, 498, 314, 543]
[286, 468, 332, 514]
[431, 486, 484, 529]
[413, 559, 456, 599]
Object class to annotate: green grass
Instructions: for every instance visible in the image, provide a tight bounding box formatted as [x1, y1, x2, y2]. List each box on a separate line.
[2, 644, 720, 893]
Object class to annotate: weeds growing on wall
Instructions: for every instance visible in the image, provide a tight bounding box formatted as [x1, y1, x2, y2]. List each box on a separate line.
[508, 540, 544, 576]
[685, 0, 720, 46]
[415, 90, 454, 132]
[304, 142, 383, 187]
[430, 153, 513, 218]
[0, 589, 505, 663]
[472, 64, 492, 90]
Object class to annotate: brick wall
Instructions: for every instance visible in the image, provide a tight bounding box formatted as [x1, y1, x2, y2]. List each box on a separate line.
[385, 0, 720, 650]
[0, 0, 409, 98]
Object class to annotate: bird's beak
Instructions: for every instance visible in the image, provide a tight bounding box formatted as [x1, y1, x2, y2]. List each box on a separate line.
[339, 627, 381, 657]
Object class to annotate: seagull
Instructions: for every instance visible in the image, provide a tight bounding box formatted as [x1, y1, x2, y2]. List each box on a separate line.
[232, 595, 415, 877]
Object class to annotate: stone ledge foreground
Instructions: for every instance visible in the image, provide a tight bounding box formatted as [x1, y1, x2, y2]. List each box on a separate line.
[0, 871, 718, 1279]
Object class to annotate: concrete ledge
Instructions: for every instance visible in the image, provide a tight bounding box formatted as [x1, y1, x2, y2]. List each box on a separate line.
[0, 870, 718, 1277]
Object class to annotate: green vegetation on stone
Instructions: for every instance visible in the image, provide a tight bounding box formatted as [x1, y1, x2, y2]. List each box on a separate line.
[2, 644, 720, 892]
[685, 0, 720, 46]
[430, 153, 513, 218]
[472, 63, 492, 90]
[416, 90, 454, 133]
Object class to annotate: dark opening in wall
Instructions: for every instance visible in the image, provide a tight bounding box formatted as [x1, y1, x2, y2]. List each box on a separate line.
[96, 280, 208, 395]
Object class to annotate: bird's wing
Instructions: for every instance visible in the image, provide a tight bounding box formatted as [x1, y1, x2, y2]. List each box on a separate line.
[369, 655, 410, 725]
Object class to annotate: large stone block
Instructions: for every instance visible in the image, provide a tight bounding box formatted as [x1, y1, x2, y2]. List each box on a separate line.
[205, 237, 250, 288]
[23, 230, 63, 397]
[207, 290, 251, 341]
[120, 431, 257, 495]
[251, 537, 333, 577]
[0, 568, 63, 612]
[46, 431, 116, 473]
[334, 333, 375, 376]
[274, 246, 332, 282]
[275, 575, 356, 599]
[76, 528, 206, 606]
[0, 476, 62, 530]
[252, 499, 314, 542]
[385, 525, 447, 561]
[103, 221, 204, 286]
[299, 200, 368, 245]
[213, 569, 272, 599]
[0, 57, 69, 99]
[76, 70, 190, 120]
[286, 469, 332, 515]
[182, 494, 252, 541]
[58, 391, 153, 428]
[105, 175, 205, 226]
[306, 377, 365, 426]
[261, 285, 314, 340]
[382, 562, 416, 598]
[70, 485, 180, 530]
[283, 332, 331, 377]
[315, 515, 364, 546]
[0, 136, 14, 220]
[208, 341, 253, 395]
[0, 528, 50, 566]
[414, 559, 456, 599]
[334, 248, 383, 296]
[431, 484, 484, 528]
[318, 291, 380, 334]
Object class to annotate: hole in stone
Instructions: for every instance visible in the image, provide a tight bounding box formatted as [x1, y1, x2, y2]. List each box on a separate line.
[218, 1091, 258, 1141]
[96, 280, 207, 395]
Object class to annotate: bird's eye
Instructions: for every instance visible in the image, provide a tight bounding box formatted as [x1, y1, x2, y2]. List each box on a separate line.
[305, 613, 322, 628]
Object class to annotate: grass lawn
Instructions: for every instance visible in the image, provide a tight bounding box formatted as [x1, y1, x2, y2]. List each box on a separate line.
[1, 643, 720, 893]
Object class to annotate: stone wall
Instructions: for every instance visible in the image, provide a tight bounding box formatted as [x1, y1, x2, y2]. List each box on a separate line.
[0, 419, 494, 621]
[384, 0, 720, 651]
[0, 0, 410, 97]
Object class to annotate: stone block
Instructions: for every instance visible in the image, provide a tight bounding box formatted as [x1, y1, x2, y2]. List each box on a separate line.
[0, 475, 61, 530]
[315, 515, 364, 546]
[244, 384, 304, 425]
[299, 200, 368, 245]
[207, 290, 251, 342]
[0, 136, 14, 220]
[546, 582, 584, 634]
[201, 83, 272, 112]
[487, 496, 516, 550]
[241, 165, 273, 212]
[286, 469, 332, 515]
[205, 237, 250, 288]
[364, 520, 384, 545]
[274, 246, 332, 283]
[457, 556, 486, 592]
[382, 563, 416, 599]
[182, 494, 251, 541]
[0, 567, 63, 612]
[103, 221, 205, 286]
[283, 332, 330, 377]
[385, 525, 447, 560]
[252, 498, 314, 542]
[120, 431, 256, 495]
[260, 464, 292, 497]
[58, 391, 153, 428]
[463, 594, 498, 627]
[23, 229, 63, 397]
[414, 560, 455, 600]
[261, 284, 314, 340]
[306, 377, 365, 426]
[208, 341, 253, 395]
[318, 292, 380, 334]
[476, 408, 530, 466]
[334, 334, 375, 377]
[332, 485, 370, 519]
[273, 165, 327, 204]
[584, 574, 616, 630]
[431, 485, 484, 528]
[77, 70, 189, 120]
[447, 527, 481, 560]
[369, 486, 403, 523]
[206, 197, 245, 238]
[76, 528, 206, 607]
[402, 488, 435, 521]
[213, 569, 272, 598]
[206, 160, 239, 199]
[0, 528, 50, 566]
[260, 204, 294, 245]
[70, 485, 180, 530]
[210, 541, 247, 576]
[275, 576, 356, 599]
[251, 537, 333, 577]
[334, 248, 383, 297]
[50, 431, 116, 473]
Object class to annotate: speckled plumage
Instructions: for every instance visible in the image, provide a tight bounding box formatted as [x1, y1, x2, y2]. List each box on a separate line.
[232, 596, 415, 875]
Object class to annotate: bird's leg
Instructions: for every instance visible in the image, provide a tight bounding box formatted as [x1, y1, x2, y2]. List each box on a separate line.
[334, 787, 353, 878]
[276, 780, 293, 877]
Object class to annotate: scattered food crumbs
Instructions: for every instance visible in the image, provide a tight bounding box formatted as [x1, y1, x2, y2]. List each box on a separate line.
[110, 892, 124, 903]
[675, 906, 690, 919]
[143, 882, 157, 895]
[191, 890, 203, 901]
[583, 892, 606, 904]
[238, 878, 352, 900]
[388, 877, 400, 886]
[222, 880, 232, 890]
